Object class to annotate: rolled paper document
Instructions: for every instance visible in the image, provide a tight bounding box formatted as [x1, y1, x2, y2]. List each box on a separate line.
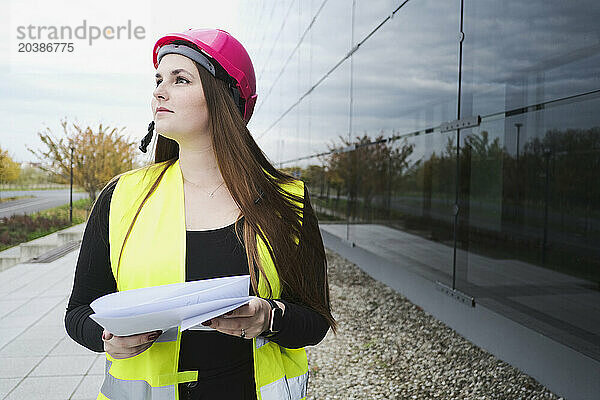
[90, 275, 251, 336]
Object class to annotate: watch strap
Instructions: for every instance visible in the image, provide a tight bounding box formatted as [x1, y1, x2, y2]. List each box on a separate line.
[263, 299, 282, 337]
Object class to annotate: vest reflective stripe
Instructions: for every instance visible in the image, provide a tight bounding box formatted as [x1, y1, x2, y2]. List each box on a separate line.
[99, 159, 309, 400]
[101, 360, 176, 400]
[260, 372, 308, 400]
[287, 372, 308, 399]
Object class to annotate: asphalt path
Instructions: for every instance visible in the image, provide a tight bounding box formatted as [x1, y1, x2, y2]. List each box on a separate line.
[0, 190, 88, 218]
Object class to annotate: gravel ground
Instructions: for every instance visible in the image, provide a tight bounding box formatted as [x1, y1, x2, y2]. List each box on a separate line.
[305, 249, 564, 400]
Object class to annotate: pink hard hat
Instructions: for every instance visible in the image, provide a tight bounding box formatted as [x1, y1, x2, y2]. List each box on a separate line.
[153, 28, 258, 123]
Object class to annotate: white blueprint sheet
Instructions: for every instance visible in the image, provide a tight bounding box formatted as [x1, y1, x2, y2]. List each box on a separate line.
[89, 275, 251, 336]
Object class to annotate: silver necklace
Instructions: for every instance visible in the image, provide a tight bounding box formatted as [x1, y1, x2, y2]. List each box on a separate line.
[183, 176, 225, 197]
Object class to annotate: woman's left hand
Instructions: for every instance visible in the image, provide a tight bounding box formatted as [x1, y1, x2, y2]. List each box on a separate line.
[202, 296, 276, 339]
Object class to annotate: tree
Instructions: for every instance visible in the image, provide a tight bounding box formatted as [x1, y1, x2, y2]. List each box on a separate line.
[325, 132, 414, 220]
[301, 165, 327, 196]
[0, 147, 21, 187]
[27, 118, 140, 200]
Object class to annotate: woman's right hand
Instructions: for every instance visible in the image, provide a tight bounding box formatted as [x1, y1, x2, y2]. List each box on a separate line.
[102, 329, 163, 359]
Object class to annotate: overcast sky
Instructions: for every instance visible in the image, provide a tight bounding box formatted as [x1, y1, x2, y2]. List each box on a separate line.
[1, 0, 598, 166]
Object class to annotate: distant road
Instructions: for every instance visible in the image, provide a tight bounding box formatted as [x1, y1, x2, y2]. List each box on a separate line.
[0, 190, 88, 218]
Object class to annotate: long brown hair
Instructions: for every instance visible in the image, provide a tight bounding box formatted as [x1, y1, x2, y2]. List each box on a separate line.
[114, 40, 336, 333]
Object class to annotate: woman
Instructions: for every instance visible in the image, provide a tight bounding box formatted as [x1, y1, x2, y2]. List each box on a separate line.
[64, 28, 337, 400]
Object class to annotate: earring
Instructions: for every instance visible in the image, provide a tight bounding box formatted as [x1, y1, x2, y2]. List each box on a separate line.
[139, 121, 155, 153]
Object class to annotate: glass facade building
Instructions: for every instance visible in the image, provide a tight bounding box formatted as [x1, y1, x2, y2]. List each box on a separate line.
[238, 0, 599, 396]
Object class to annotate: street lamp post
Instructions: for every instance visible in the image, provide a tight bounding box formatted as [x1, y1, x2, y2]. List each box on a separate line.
[513, 123, 524, 226]
[70, 146, 74, 224]
[514, 123, 523, 163]
[542, 148, 551, 266]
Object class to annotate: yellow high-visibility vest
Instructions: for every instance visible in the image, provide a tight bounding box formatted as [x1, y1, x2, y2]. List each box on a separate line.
[97, 158, 309, 400]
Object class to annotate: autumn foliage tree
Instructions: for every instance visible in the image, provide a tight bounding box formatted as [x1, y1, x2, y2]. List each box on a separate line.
[27, 118, 140, 200]
[325, 133, 414, 220]
[0, 147, 21, 187]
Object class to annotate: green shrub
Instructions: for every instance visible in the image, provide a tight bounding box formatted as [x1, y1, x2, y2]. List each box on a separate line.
[0, 198, 92, 251]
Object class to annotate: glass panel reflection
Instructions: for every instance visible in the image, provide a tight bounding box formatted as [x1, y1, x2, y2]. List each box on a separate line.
[458, 0, 600, 360]
[347, 0, 460, 282]
[456, 98, 600, 359]
[353, 0, 459, 134]
[461, 0, 600, 117]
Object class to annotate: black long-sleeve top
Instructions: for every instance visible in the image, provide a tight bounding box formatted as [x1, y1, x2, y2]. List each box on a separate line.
[64, 176, 329, 399]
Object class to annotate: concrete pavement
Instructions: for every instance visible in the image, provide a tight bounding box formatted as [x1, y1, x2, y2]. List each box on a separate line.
[0, 250, 103, 400]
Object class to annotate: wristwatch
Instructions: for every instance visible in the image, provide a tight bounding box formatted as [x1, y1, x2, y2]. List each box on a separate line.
[262, 299, 284, 337]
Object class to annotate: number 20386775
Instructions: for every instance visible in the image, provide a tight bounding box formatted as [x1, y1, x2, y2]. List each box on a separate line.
[18, 42, 74, 52]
